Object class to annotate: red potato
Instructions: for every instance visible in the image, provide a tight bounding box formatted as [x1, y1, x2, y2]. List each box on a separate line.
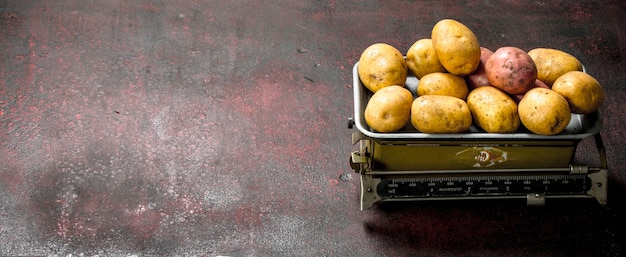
[511, 79, 550, 102]
[466, 47, 494, 91]
[485, 47, 538, 95]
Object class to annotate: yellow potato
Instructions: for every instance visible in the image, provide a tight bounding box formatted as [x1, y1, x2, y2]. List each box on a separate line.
[358, 43, 408, 93]
[518, 88, 571, 135]
[411, 95, 472, 133]
[417, 72, 468, 100]
[406, 38, 447, 79]
[528, 48, 583, 87]
[551, 71, 604, 114]
[431, 19, 481, 76]
[467, 86, 520, 133]
[364, 85, 413, 132]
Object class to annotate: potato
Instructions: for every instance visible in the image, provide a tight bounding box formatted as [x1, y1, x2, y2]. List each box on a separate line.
[411, 95, 472, 133]
[485, 47, 537, 95]
[466, 47, 494, 91]
[406, 38, 447, 79]
[417, 72, 469, 100]
[431, 19, 481, 75]
[518, 88, 571, 136]
[364, 85, 413, 132]
[528, 48, 583, 87]
[551, 71, 604, 114]
[358, 43, 408, 92]
[467, 86, 520, 133]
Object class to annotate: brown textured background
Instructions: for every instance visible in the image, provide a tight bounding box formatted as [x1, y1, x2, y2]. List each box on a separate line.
[1, 0, 625, 256]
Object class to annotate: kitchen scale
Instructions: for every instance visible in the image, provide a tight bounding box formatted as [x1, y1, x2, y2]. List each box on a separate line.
[348, 62, 608, 210]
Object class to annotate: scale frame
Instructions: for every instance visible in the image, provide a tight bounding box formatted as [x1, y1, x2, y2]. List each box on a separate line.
[350, 131, 608, 210]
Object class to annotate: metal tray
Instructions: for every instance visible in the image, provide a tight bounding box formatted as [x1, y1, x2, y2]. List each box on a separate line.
[351, 62, 602, 141]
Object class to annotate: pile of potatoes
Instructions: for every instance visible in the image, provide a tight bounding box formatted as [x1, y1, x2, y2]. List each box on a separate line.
[359, 19, 605, 136]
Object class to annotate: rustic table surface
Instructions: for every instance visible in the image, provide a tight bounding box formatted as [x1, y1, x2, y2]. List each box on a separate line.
[1, 1, 625, 256]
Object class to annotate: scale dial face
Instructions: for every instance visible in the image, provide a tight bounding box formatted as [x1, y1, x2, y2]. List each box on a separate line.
[377, 175, 591, 199]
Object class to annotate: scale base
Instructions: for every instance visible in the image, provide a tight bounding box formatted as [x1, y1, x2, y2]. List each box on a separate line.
[359, 169, 608, 210]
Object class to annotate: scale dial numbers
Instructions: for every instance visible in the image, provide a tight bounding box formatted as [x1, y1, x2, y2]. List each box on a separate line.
[377, 175, 592, 198]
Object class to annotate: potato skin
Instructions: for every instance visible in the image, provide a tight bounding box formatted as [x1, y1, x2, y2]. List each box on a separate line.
[485, 47, 537, 95]
[431, 19, 481, 76]
[467, 86, 520, 133]
[357, 43, 408, 93]
[411, 95, 472, 133]
[528, 48, 583, 87]
[364, 85, 413, 132]
[417, 72, 469, 100]
[551, 71, 604, 114]
[406, 39, 447, 79]
[518, 88, 571, 136]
